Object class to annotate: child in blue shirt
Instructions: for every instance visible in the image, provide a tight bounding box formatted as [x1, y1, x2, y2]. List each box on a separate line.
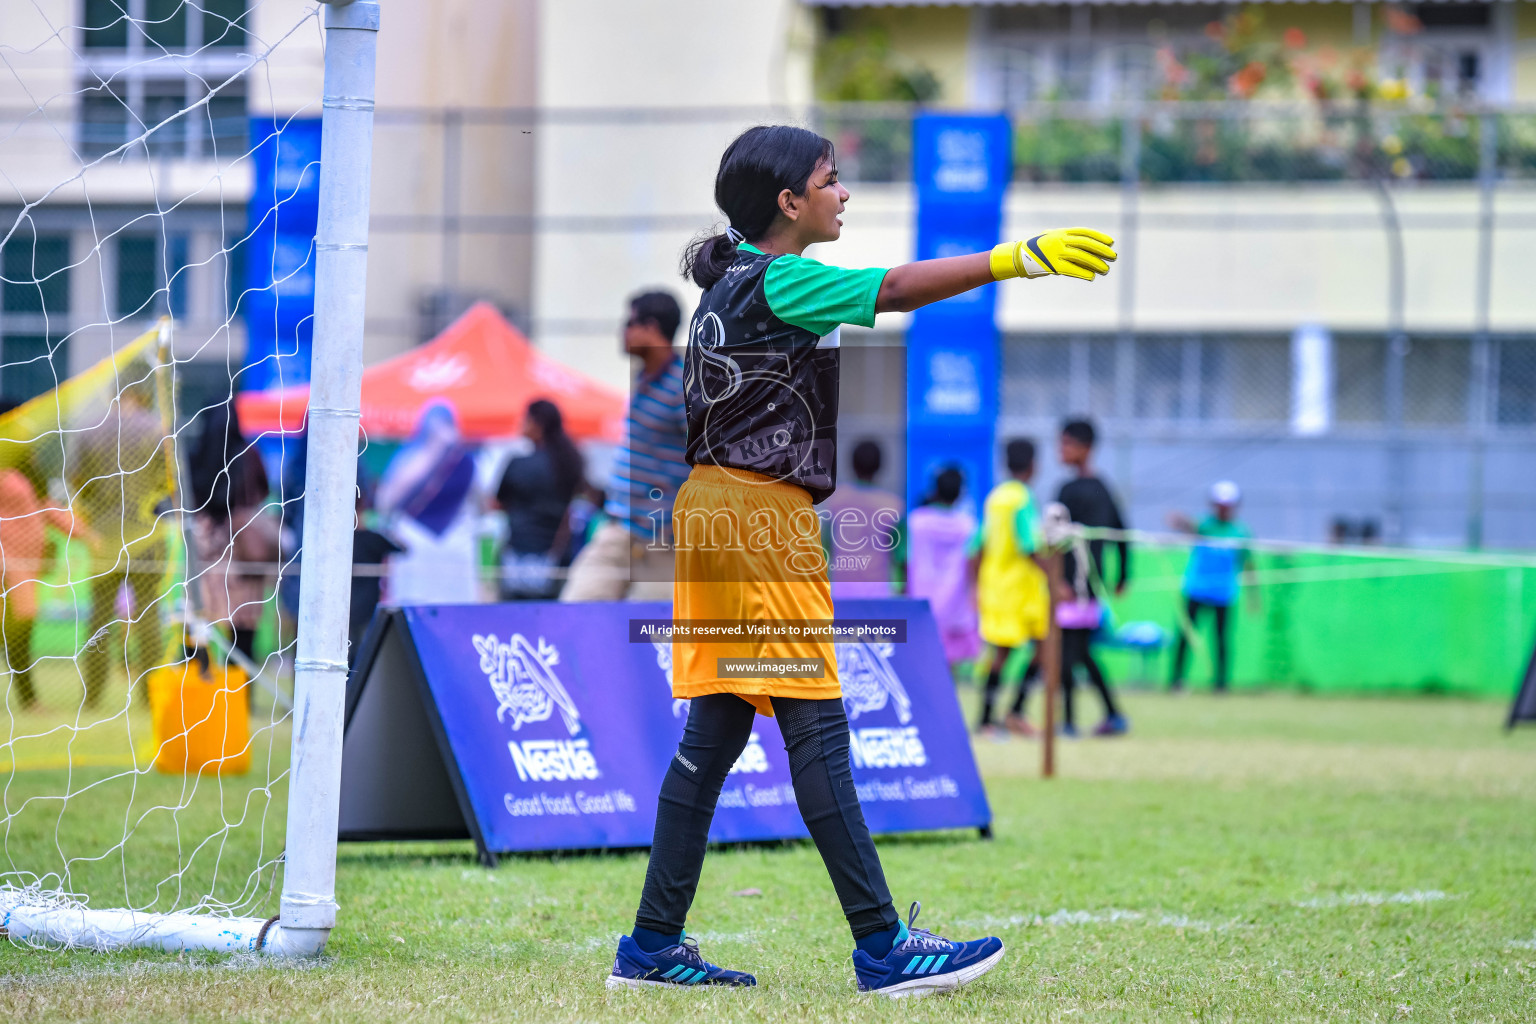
[1169, 480, 1255, 692]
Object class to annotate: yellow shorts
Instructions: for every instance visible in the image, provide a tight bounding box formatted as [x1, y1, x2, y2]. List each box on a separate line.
[978, 576, 1050, 649]
[671, 465, 839, 715]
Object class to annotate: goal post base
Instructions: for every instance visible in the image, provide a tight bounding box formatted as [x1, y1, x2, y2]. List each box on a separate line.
[0, 892, 329, 956]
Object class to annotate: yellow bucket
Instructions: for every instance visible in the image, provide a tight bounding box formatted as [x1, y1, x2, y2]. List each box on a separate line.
[148, 658, 251, 775]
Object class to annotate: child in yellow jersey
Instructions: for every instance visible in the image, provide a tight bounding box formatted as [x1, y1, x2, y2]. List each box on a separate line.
[973, 439, 1049, 737]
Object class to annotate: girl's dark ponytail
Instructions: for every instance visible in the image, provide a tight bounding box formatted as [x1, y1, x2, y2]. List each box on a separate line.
[680, 230, 740, 290]
[682, 125, 834, 290]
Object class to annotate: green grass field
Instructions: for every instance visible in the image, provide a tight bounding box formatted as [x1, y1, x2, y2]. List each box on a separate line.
[3, 690, 1534, 1022]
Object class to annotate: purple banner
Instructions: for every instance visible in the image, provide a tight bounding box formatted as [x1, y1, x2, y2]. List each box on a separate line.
[398, 598, 990, 853]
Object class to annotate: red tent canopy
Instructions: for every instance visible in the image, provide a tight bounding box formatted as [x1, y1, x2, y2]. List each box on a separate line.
[236, 302, 625, 442]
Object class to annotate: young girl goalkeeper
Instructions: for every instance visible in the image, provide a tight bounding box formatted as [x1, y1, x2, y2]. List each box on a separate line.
[607, 125, 1116, 997]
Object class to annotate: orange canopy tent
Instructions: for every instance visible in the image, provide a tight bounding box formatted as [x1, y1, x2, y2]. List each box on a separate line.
[236, 302, 624, 442]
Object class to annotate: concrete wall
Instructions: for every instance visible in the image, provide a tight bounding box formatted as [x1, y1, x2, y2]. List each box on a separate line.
[254, 0, 542, 364]
[0, 0, 536, 369]
[1519, 2, 1536, 98]
[821, 181, 1536, 336]
[531, 0, 817, 391]
[362, 0, 538, 363]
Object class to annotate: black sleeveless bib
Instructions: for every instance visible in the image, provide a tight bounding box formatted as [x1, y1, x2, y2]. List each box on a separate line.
[684, 248, 841, 504]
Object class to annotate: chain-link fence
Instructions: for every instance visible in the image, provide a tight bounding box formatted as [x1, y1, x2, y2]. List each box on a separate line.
[5, 100, 1533, 552]
[991, 330, 1536, 547]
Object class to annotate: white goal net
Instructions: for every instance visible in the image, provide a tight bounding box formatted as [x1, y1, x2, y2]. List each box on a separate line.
[0, 0, 363, 954]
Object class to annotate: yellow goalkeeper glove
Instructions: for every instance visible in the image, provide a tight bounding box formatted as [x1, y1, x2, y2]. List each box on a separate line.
[990, 228, 1117, 282]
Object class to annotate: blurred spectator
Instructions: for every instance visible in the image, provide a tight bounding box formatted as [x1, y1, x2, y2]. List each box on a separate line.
[1056, 417, 1130, 737]
[0, 399, 73, 710]
[1169, 480, 1257, 692]
[565, 481, 607, 560]
[974, 440, 1048, 738]
[1330, 515, 1381, 545]
[376, 401, 481, 605]
[561, 290, 687, 602]
[496, 399, 586, 600]
[348, 481, 401, 664]
[71, 379, 171, 706]
[276, 428, 307, 627]
[894, 465, 978, 668]
[824, 439, 901, 598]
[188, 400, 280, 667]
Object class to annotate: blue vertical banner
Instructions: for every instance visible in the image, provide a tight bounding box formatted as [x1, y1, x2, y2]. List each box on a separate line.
[242, 117, 322, 392]
[906, 114, 1012, 512]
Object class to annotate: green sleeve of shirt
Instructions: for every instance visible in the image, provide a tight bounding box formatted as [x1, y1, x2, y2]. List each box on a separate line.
[763, 255, 889, 337]
[966, 522, 985, 559]
[890, 514, 907, 588]
[891, 515, 908, 568]
[1014, 505, 1041, 556]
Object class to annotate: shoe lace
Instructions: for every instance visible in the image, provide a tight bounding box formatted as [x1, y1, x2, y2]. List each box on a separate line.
[896, 901, 953, 953]
[674, 934, 709, 968]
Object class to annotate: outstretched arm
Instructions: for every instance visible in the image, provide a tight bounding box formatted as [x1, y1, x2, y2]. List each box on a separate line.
[875, 253, 992, 313]
[875, 228, 1116, 314]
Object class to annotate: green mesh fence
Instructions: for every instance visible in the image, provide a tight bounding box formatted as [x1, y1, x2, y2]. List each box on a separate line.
[1091, 543, 1536, 698]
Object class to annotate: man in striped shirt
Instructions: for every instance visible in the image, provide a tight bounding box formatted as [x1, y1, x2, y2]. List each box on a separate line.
[561, 291, 689, 601]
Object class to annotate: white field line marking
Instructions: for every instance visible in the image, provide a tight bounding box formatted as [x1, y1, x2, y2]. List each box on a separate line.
[955, 909, 1246, 933]
[0, 954, 331, 988]
[1505, 936, 1536, 951]
[564, 934, 623, 952]
[1294, 890, 1454, 909]
[684, 930, 756, 944]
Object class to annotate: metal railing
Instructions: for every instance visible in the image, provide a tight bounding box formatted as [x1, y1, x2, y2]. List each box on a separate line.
[815, 100, 1536, 185]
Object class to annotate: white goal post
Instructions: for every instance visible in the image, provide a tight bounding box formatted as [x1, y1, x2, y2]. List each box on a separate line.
[0, 0, 379, 957]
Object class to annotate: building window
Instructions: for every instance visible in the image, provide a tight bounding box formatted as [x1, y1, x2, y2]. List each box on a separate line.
[77, 0, 250, 159]
[1201, 336, 1290, 423]
[2, 233, 72, 404]
[1380, 2, 1508, 101]
[82, 0, 247, 52]
[1403, 336, 1470, 426]
[3, 234, 71, 319]
[1497, 339, 1536, 427]
[1002, 333, 1289, 426]
[116, 233, 189, 320]
[1334, 336, 1386, 425]
[1003, 334, 1073, 418]
[1001, 332, 1524, 433]
[223, 230, 246, 319]
[0, 336, 68, 404]
[984, 5, 1217, 108]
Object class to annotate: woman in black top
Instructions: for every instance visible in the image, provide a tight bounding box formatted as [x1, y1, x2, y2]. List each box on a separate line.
[496, 399, 584, 599]
[1055, 417, 1131, 735]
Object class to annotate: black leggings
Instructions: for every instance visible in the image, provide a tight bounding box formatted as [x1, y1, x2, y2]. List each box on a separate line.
[1171, 598, 1230, 691]
[978, 646, 1039, 727]
[1060, 628, 1121, 728]
[635, 693, 899, 941]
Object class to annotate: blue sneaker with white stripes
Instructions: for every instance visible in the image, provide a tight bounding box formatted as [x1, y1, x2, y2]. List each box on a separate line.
[606, 933, 757, 989]
[852, 902, 1005, 998]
